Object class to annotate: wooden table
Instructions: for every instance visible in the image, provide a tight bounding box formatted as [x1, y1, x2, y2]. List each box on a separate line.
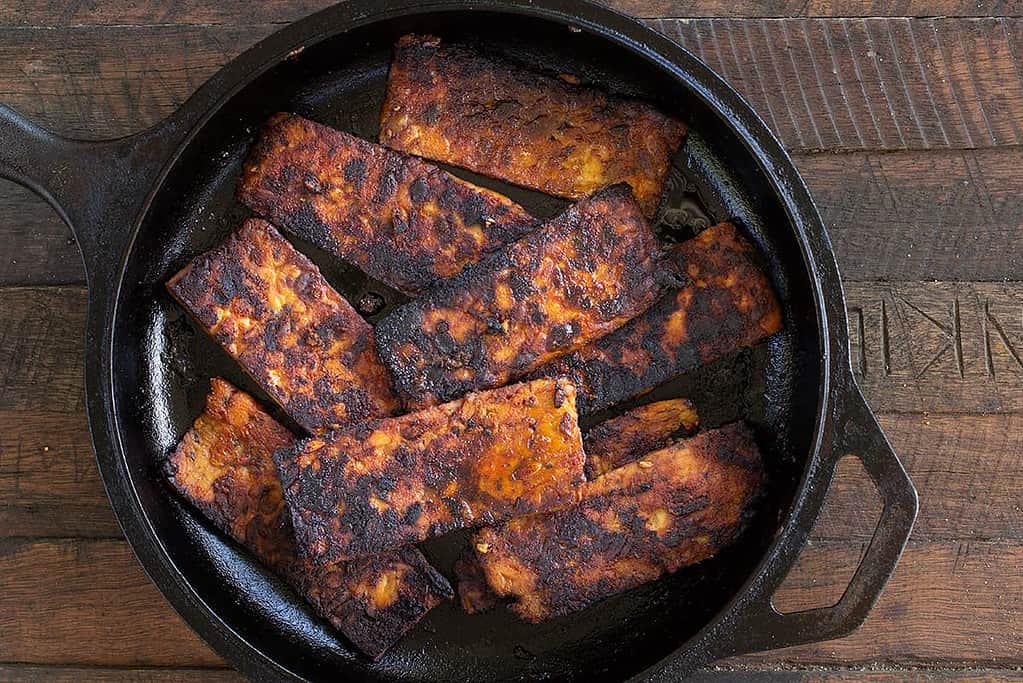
[1, 1, 1020, 680]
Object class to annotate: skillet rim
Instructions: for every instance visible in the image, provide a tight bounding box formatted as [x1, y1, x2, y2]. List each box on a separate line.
[89, 0, 846, 679]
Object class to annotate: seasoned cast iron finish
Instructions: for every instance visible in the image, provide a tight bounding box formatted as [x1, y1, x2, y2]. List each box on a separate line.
[0, 1, 917, 680]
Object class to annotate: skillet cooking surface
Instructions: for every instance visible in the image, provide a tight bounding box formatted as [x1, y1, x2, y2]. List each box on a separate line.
[111, 11, 821, 681]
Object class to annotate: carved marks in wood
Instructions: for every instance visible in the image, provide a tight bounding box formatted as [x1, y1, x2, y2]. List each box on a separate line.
[845, 282, 1023, 412]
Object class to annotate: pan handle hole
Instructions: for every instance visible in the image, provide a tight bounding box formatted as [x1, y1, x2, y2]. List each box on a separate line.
[771, 454, 883, 613]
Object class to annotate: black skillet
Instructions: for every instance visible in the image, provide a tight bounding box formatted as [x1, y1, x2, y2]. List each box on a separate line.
[0, 0, 918, 680]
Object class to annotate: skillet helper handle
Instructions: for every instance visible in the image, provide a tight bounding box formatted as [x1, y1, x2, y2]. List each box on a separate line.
[0, 104, 185, 286]
[720, 384, 918, 657]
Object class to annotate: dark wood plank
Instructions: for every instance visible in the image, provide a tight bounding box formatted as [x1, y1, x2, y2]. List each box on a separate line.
[6, 146, 1023, 286]
[846, 281, 1023, 413]
[4, 1, 1023, 24]
[0, 287, 85, 413]
[0, 538, 223, 667]
[1, 538, 1017, 668]
[0, 183, 81, 286]
[0, 18, 1017, 151]
[0, 25, 270, 139]
[0, 410, 122, 538]
[656, 17, 1023, 151]
[730, 540, 1023, 667]
[0, 665, 240, 682]
[798, 149, 1023, 282]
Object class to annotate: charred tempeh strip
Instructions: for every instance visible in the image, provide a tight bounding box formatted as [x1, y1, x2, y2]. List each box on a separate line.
[380, 34, 687, 217]
[539, 222, 783, 415]
[583, 398, 699, 479]
[167, 219, 399, 433]
[163, 379, 452, 659]
[238, 113, 539, 296]
[470, 423, 764, 623]
[276, 378, 586, 563]
[375, 184, 667, 409]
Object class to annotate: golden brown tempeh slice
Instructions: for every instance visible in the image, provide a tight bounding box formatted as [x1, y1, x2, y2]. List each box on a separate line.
[583, 398, 699, 479]
[375, 184, 667, 409]
[380, 35, 687, 217]
[163, 379, 452, 659]
[276, 378, 586, 563]
[470, 423, 764, 623]
[238, 113, 539, 296]
[167, 219, 399, 434]
[539, 222, 783, 415]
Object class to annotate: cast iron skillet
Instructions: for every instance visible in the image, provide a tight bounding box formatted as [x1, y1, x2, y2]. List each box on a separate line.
[0, 0, 918, 680]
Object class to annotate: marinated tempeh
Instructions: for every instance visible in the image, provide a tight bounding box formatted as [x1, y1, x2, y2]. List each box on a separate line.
[167, 219, 399, 433]
[163, 379, 452, 659]
[470, 423, 764, 623]
[238, 113, 539, 296]
[539, 222, 783, 415]
[276, 378, 586, 563]
[583, 398, 699, 479]
[380, 34, 687, 217]
[375, 184, 667, 409]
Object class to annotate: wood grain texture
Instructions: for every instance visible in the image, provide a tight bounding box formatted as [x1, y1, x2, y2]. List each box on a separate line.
[4, 1, 1022, 24]
[0, 665, 240, 682]
[0, 18, 1016, 148]
[846, 281, 1023, 413]
[730, 541, 1023, 667]
[0, 287, 85, 413]
[656, 17, 1023, 151]
[0, 538, 223, 667]
[0, 538, 1018, 668]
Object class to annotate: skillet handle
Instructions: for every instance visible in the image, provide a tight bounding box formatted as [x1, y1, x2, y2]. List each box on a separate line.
[0, 104, 187, 287]
[717, 384, 918, 658]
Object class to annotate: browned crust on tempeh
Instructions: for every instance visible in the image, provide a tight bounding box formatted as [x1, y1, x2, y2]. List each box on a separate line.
[163, 379, 452, 659]
[238, 113, 539, 296]
[470, 423, 764, 623]
[167, 219, 399, 434]
[539, 222, 783, 415]
[374, 184, 667, 409]
[276, 378, 586, 563]
[583, 398, 699, 479]
[380, 34, 687, 217]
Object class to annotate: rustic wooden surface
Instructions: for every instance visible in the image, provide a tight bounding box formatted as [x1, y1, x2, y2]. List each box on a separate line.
[1, 1, 1021, 681]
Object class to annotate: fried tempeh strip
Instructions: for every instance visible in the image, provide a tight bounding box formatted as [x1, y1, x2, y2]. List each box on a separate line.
[167, 219, 399, 433]
[380, 35, 687, 217]
[238, 113, 539, 296]
[539, 222, 783, 415]
[375, 184, 667, 409]
[163, 379, 452, 659]
[276, 378, 586, 563]
[470, 423, 764, 623]
[583, 398, 699, 479]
